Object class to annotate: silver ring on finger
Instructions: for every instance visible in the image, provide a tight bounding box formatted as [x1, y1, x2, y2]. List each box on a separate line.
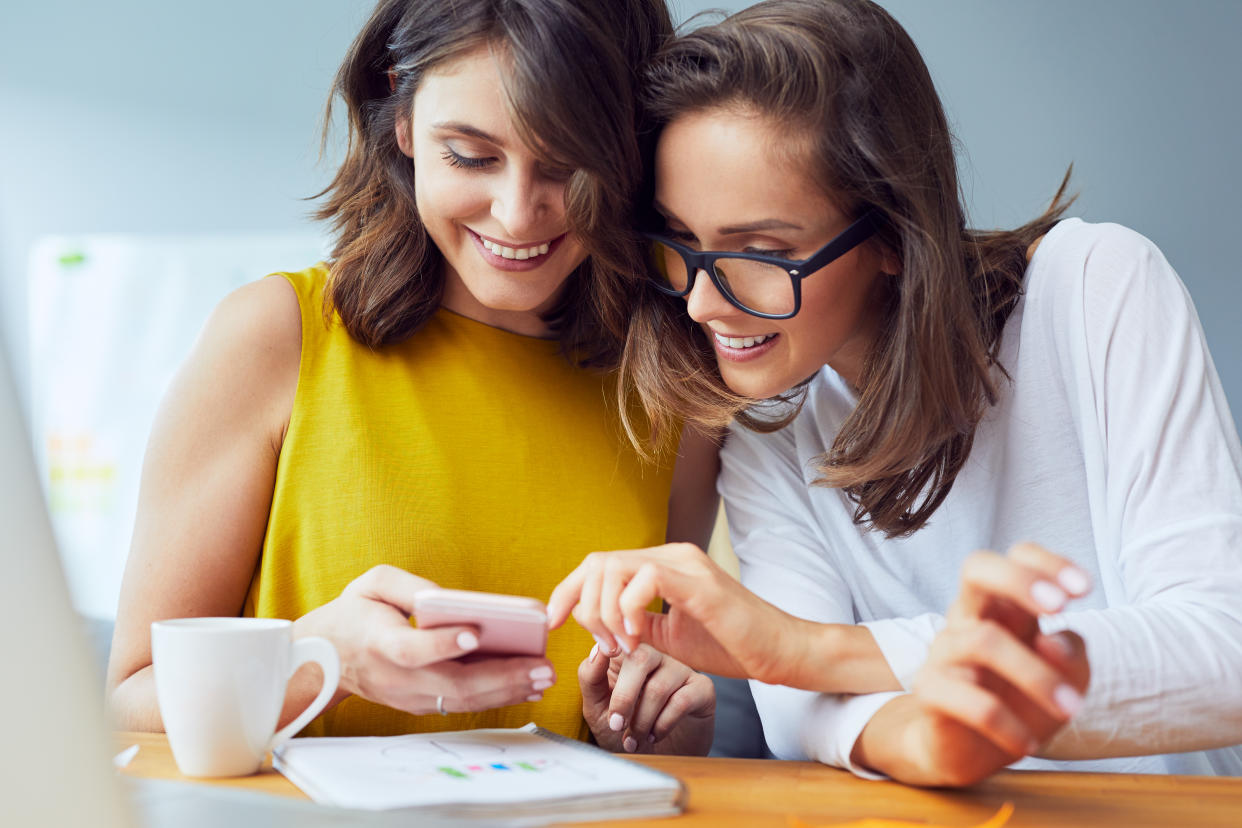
[436, 695, 447, 716]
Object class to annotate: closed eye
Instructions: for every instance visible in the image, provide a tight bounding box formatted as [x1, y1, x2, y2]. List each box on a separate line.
[441, 147, 495, 170]
[743, 246, 796, 259]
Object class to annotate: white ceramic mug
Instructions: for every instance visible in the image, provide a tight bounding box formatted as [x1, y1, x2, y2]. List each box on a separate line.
[152, 617, 340, 777]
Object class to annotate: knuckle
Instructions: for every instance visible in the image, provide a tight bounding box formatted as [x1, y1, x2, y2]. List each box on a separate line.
[672, 542, 699, 559]
[636, 561, 658, 580]
[644, 675, 674, 700]
[968, 619, 1004, 653]
[975, 697, 1007, 732]
[627, 646, 657, 670]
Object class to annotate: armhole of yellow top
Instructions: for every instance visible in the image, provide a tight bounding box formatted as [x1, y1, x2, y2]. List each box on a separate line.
[266, 267, 323, 449]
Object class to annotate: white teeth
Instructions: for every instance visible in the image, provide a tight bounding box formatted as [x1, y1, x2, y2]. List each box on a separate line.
[480, 237, 552, 260]
[715, 332, 772, 349]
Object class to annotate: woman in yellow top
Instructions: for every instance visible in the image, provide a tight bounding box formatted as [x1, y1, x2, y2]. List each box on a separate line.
[106, 0, 717, 756]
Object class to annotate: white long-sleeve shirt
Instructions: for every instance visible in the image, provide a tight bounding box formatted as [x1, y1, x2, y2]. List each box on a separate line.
[720, 218, 1242, 777]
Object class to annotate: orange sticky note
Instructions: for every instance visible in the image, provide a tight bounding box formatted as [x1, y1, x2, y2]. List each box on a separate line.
[788, 801, 1015, 828]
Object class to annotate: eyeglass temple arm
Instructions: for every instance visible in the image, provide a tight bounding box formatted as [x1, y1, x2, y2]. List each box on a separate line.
[795, 209, 880, 276]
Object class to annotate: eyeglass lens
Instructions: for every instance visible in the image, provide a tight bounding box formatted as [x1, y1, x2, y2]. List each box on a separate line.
[649, 243, 796, 316]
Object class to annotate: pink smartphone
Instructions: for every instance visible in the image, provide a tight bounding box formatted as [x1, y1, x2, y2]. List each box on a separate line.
[412, 588, 548, 657]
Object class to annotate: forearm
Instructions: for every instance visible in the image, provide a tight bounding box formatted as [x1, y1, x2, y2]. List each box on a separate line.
[785, 621, 901, 694]
[109, 660, 349, 734]
[1039, 599, 1242, 759]
[108, 666, 164, 732]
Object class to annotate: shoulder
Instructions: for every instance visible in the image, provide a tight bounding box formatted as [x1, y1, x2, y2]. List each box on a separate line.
[183, 274, 302, 436]
[1028, 218, 1181, 304]
[203, 275, 302, 369]
[1023, 218, 1193, 340]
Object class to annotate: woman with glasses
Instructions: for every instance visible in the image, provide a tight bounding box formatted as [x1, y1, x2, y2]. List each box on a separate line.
[551, 0, 1242, 786]
[106, 0, 718, 756]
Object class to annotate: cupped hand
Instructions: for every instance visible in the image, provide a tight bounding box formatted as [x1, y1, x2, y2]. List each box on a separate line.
[294, 565, 556, 716]
[854, 543, 1092, 787]
[579, 642, 715, 756]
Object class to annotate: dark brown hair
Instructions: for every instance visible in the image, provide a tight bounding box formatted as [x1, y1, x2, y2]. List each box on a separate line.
[624, 0, 1073, 537]
[316, 0, 673, 366]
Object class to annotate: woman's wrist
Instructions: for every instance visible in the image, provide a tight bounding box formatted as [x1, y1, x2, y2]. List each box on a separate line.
[849, 694, 913, 778]
[284, 610, 352, 725]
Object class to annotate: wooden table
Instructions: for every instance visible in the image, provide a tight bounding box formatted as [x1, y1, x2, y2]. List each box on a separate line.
[115, 732, 1242, 827]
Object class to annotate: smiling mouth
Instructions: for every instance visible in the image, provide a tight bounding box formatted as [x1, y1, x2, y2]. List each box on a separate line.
[472, 231, 561, 261]
[713, 331, 775, 349]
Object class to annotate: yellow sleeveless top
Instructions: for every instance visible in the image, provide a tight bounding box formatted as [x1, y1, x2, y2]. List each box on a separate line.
[245, 264, 674, 740]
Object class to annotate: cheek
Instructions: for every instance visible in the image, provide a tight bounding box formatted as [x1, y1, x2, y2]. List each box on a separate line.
[414, 166, 485, 223]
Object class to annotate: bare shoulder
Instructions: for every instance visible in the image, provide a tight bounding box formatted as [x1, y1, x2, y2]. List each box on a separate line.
[185, 275, 303, 440]
[202, 275, 302, 376]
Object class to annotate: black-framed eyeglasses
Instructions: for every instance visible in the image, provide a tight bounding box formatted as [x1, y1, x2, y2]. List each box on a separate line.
[640, 208, 880, 319]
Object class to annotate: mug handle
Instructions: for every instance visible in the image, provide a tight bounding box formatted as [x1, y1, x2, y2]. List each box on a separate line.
[266, 636, 341, 752]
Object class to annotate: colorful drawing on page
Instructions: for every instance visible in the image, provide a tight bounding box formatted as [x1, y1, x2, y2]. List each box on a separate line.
[375, 734, 600, 783]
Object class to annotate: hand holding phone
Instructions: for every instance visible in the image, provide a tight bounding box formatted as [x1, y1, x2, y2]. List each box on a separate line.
[412, 588, 548, 657]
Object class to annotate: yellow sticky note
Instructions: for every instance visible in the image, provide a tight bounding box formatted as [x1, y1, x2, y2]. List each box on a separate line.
[788, 801, 1015, 828]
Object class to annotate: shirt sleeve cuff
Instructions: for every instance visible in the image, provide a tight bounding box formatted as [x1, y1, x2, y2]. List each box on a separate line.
[800, 691, 905, 779]
[860, 614, 943, 690]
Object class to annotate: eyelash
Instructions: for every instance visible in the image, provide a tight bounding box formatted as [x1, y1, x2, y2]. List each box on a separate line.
[746, 246, 796, 258]
[441, 148, 493, 170]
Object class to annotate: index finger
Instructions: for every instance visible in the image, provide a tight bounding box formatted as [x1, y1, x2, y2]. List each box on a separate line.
[547, 566, 588, 629]
[956, 549, 1090, 623]
[346, 564, 439, 617]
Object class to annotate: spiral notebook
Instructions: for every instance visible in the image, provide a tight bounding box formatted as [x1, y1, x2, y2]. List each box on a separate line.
[273, 724, 686, 823]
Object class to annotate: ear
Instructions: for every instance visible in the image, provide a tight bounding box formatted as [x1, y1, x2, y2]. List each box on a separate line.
[878, 246, 901, 277]
[394, 114, 414, 159]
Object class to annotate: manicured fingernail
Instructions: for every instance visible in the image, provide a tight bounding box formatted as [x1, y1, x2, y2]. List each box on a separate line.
[588, 643, 599, 663]
[618, 637, 632, 655]
[623, 736, 638, 753]
[593, 635, 615, 656]
[1031, 580, 1067, 612]
[457, 631, 479, 651]
[647, 732, 656, 744]
[527, 693, 542, 702]
[624, 617, 636, 636]
[609, 713, 625, 732]
[1057, 566, 1091, 596]
[532, 679, 554, 691]
[530, 665, 554, 681]
[1054, 684, 1084, 717]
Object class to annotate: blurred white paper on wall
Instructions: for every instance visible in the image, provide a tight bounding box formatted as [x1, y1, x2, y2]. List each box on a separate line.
[28, 234, 327, 619]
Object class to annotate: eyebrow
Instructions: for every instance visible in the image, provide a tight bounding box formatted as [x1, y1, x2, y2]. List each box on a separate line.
[430, 121, 502, 145]
[653, 201, 803, 235]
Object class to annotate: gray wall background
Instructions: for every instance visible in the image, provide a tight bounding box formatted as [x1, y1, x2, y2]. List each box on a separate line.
[3, 0, 1240, 414]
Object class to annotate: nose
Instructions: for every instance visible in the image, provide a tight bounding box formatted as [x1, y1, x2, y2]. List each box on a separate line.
[491, 165, 557, 240]
[684, 268, 737, 323]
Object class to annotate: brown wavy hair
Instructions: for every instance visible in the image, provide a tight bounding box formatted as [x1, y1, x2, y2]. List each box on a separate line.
[623, 0, 1074, 537]
[315, 0, 672, 367]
